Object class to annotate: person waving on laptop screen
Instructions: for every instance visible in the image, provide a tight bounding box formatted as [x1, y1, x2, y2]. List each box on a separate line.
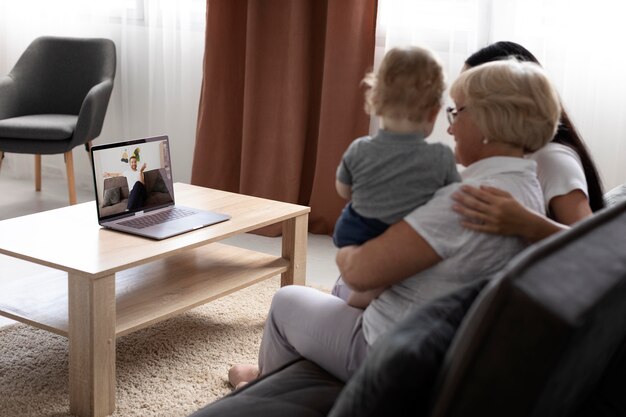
[104, 154, 147, 210]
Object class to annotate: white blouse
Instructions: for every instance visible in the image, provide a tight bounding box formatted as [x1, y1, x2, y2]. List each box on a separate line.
[528, 142, 588, 212]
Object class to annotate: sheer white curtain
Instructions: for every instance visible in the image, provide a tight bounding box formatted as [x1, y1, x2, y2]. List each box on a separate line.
[376, 0, 626, 190]
[0, 0, 206, 187]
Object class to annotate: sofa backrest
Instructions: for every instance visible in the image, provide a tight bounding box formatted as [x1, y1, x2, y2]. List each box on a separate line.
[143, 168, 172, 196]
[103, 175, 129, 199]
[604, 183, 626, 207]
[430, 199, 626, 417]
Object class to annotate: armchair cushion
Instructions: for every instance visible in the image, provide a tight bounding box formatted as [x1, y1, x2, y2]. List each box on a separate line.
[329, 279, 487, 417]
[0, 114, 77, 141]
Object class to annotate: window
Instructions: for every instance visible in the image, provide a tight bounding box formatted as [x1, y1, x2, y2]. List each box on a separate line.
[376, 0, 626, 189]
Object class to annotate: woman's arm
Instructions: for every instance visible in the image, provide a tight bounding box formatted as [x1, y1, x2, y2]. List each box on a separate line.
[549, 189, 592, 225]
[346, 287, 386, 309]
[336, 220, 442, 291]
[451, 185, 592, 243]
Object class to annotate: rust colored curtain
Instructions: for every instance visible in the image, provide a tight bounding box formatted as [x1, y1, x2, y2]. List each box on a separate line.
[192, 0, 378, 236]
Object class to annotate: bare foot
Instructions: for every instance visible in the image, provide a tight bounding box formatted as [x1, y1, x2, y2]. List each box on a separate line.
[228, 364, 259, 388]
[235, 381, 249, 390]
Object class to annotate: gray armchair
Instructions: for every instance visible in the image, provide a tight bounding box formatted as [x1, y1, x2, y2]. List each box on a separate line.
[0, 36, 116, 204]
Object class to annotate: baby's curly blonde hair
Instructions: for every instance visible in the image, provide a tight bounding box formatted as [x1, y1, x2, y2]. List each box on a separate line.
[363, 46, 445, 122]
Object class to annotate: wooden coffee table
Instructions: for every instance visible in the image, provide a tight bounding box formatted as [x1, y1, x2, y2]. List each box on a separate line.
[0, 183, 310, 417]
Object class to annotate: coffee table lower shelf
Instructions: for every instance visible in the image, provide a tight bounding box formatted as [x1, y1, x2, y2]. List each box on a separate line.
[0, 243, 288, 337]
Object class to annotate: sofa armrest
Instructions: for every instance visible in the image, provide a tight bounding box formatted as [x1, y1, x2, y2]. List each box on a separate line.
[0, 76, 21, 120]
[430, 200, 626, 417]
[71, 79, 114, 147]
[573, 334, 626, 417]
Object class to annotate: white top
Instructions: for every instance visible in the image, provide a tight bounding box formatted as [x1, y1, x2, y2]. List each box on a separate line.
[362, 156, 545, 345]
[528, 142, 588, 213]
[123, 169, 141, 188]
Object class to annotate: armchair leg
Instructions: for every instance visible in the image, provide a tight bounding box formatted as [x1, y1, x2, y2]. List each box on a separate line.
[65, 150, 77, 205]
[35, 154, 42, 191]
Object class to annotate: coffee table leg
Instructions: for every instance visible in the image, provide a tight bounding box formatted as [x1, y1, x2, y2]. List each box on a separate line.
[68, 273, 116, 417]
[281, 213, 308, 286]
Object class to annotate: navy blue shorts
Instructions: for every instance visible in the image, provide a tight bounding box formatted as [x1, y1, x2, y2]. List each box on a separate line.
[127, 181, 146, 211]
[333, 203, 389, 247]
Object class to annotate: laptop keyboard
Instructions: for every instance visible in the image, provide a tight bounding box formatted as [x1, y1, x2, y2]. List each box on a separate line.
[118, 207, 196, 229]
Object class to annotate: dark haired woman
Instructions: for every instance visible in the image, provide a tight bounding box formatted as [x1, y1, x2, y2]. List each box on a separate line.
[451, 41, 605, 242]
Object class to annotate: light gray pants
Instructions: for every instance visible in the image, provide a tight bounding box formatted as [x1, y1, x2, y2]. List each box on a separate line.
[331, 275, 351, 301]
[258, 285, 368, 382]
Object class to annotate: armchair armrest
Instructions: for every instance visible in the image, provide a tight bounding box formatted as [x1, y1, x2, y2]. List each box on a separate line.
[0, 75, 21, 120]
[70, 78, 114, 148]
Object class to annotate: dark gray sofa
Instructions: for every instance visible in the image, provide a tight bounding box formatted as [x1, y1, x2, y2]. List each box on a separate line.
[190, 199, 626, 417]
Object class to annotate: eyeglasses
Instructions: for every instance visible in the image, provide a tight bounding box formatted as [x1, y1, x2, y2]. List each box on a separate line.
[446, 106, 466, 125]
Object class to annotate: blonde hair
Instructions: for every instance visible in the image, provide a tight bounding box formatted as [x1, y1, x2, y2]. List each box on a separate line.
[450, 59, 561, 152]
[363, 46, 445, 122]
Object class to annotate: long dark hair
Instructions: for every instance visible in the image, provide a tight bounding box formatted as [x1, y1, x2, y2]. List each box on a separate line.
[465, 41, 605, 212]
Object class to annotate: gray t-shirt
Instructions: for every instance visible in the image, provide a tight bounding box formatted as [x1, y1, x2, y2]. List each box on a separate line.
[362, 156, 545, 345]
[336, 130, 460, 224]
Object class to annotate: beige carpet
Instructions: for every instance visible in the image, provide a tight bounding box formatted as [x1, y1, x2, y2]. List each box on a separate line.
[0, 276, 281, 417]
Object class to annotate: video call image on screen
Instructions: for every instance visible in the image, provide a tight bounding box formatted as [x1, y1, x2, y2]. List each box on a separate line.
[93, 139, 174, 218]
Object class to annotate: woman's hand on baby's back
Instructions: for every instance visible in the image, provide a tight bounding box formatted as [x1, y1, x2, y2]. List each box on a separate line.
[451, 185, 530, 236]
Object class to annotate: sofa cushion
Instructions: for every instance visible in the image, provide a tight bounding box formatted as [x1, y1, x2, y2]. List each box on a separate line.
[188, 359, 344, 417]
[430, 199, 626, 417]
[102, 186, 121, 207]
[604, 183, 626, 207]
[328, 279, 487, 417]
[102, 175, 129, 200]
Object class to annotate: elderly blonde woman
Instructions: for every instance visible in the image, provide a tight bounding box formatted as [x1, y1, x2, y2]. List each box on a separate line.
[451, 41, 605, 242]
[229, 59, 561, 389]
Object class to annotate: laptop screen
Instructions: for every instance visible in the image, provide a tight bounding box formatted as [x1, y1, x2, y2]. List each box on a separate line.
[91, 135, 175, 221]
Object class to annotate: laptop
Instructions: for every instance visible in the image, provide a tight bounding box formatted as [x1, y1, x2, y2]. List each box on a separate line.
[90, 135, 230, 240]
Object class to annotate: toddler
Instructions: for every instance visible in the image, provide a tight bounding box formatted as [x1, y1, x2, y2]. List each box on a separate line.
[334, 46, 460, 247]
